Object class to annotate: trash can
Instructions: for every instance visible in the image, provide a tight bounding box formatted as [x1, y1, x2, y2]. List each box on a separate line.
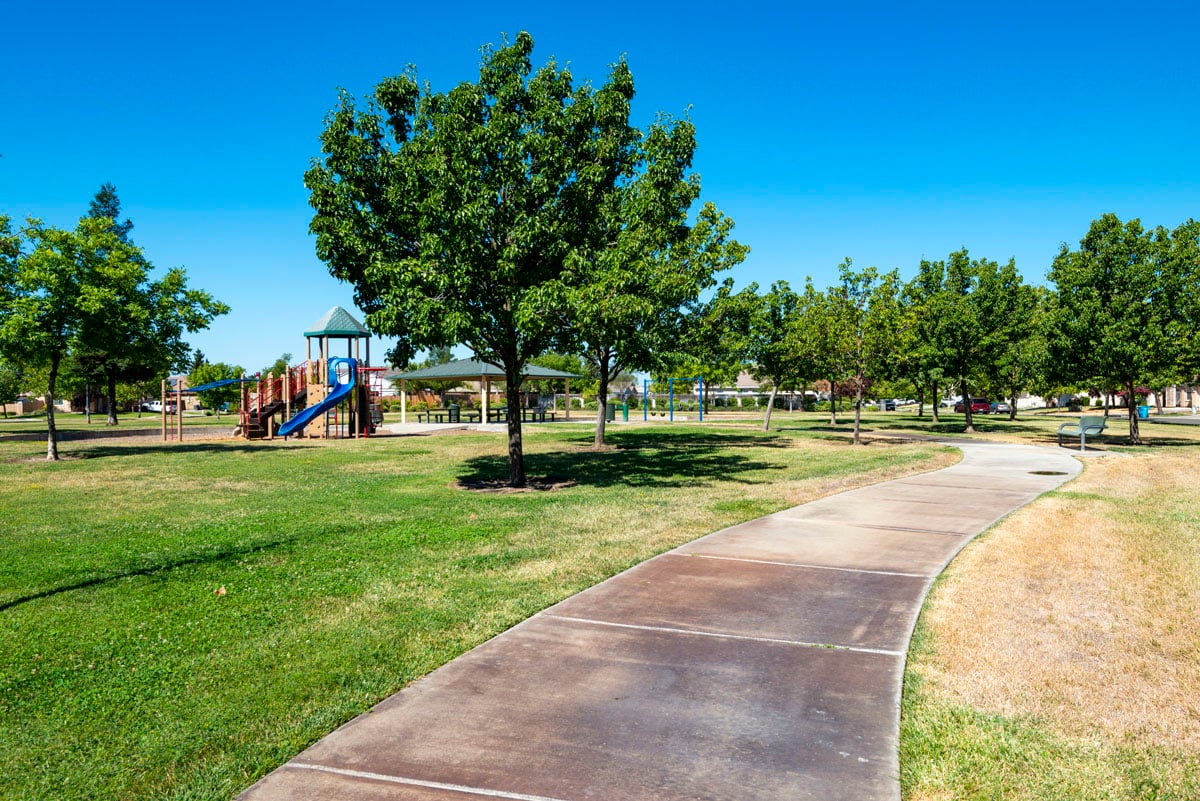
[622, 402, 629, 422]
[447, 404, 460, 423]
[1136, 405, 1149, 420]
[605, 403, 616, 422]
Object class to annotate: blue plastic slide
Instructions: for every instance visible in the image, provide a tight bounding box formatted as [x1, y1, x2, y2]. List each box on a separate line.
[277, 357, 356, 438]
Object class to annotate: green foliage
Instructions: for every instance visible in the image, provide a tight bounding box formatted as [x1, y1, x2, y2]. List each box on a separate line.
[1048, 214, 1196, 442]
[528, 352, 594, 396]
[69, 185, 229, 426]
[306, 32, 739, 477]
[911, 249, 1020, 432]
[259, 352, 292, 378]
[0, 358, 22, 416]
[188, 362, 244, 412]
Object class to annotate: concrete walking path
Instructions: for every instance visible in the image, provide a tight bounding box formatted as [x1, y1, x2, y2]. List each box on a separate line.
[239, 441, 1082, 801]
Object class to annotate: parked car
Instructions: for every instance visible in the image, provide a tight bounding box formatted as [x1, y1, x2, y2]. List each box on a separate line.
[990, 401, 1012, 415]
[882, 399, 896, 411]
[139, 400, 177, 413]
[954, 397, 991, 413]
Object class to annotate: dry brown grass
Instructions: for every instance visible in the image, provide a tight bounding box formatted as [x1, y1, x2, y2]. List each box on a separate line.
[917, 451, 1200, 752]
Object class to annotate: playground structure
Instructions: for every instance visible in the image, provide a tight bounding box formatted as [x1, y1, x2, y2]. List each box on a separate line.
[162, 306, 386, 441]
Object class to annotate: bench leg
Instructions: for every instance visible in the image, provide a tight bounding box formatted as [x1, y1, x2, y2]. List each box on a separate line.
[1080, 433, 1086, 452]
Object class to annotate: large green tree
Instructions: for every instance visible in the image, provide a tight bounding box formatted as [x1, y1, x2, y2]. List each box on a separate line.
[307, 32, 714, 484]
[1048, 214, 1188, 444]
[0, 218, 116, 459]
[916, 249, 1017, 433]
[72, 185, 228, 425]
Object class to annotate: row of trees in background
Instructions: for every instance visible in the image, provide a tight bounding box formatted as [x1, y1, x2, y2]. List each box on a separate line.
[0, 185, 228, 459]
[677, 213, 1199, 446]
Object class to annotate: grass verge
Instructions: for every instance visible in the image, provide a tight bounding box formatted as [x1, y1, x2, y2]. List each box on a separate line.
[0, 423, 952, 800]
[901, 449, 1200, 800]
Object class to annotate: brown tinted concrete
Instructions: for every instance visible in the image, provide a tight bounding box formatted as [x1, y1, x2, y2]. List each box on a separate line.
[240, 440, 1080, 801]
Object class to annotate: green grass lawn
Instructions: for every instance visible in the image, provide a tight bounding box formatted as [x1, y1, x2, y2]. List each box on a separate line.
[0, 423, 952, 800]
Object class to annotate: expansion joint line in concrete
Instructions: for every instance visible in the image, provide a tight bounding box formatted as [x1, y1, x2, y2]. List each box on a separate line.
[677, 552, 933, 579]
[286, 763, 576, 801]
[542, 614, 905, 657]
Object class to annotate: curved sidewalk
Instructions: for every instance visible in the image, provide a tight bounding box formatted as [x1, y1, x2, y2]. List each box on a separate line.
[240, 441, 1081, 801]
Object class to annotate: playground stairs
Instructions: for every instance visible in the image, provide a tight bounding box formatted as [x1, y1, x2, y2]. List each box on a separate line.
[242, 400, 287, 440]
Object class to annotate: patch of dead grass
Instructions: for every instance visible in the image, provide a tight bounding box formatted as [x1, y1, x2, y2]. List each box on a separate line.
[917, 451, 1200, 752]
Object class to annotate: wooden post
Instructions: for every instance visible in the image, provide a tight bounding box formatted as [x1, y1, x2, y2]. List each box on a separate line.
[565, 378, 571, 421]
[175, 383, 183, 441]
[161, 379, 167, 440]
[482, 376, 489, 421]
[401, 379, 407, 424]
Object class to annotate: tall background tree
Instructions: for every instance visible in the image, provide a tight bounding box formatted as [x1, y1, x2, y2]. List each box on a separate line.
[307, 33, 738, 483]
[1048, 214, 1184, 444]
[72, 185, 228, 425]
[0, 358, 22, 417]
[826, 260, 906, 444]
[916, 249, 1016, 433]
[188, 361, 244, 415]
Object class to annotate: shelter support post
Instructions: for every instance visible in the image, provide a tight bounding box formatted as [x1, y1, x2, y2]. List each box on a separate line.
[401, 379, 407, 424]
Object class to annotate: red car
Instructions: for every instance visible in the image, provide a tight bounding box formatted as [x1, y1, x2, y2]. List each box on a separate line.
[954, 398, 991, 413]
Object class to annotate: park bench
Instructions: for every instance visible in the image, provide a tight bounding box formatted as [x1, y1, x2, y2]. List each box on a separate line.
[1057, 414, 1108, 451]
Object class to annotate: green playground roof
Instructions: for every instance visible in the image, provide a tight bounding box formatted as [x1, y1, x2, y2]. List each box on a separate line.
[304, 306, 370, 337]
[393, 359, 579, 381]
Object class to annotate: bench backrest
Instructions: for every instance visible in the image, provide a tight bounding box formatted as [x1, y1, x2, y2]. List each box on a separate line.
[1079, 415, 1107, 430]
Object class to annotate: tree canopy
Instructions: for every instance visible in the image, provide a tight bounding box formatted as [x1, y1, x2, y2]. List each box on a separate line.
[307, 32, 741, 481]
[1048, 213, 1194, 443]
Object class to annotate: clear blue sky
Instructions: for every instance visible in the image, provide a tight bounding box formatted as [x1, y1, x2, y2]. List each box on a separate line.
[3, 1, 1198, 372]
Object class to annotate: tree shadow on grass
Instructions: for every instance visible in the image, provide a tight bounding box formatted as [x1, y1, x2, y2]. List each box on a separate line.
[461, 429, 791, 489]
[0, 534, 298, 613]
[38, 441, 297, 459]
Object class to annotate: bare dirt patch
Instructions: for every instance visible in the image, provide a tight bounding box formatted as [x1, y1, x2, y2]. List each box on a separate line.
[455, 476, 578, 493]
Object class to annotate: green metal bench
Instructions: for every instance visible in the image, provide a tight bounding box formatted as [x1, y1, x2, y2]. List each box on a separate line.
[1057, 414, 1108, 451]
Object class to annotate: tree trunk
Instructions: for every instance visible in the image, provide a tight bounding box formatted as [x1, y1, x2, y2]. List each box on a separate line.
[593, 355, 611, 449]
[106, 373, 119, 425]
[1126, 381, 1141, 445]
[852, 379, 864, 445]
[828, 377, 837, 425]
[763, 384, 779, 431]
[505, 372, 526, 487]
[46, 352, 61, 461]
[917, 387, 925, 418]
[960, 378, 975, 434]
[1009, 392, 1018, 421]
[931, 380, 940, 423]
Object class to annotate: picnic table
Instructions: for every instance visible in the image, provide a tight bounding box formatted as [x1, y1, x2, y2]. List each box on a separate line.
[486, 408, 557, 423]
[416, 408, 481, 424]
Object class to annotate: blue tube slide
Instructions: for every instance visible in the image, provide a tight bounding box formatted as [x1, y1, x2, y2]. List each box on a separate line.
[277, 357, 357, 438]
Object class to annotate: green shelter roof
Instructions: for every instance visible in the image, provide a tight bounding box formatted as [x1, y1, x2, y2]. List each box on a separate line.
[304, 306, 370, 337]
[393, 359, 579, 381]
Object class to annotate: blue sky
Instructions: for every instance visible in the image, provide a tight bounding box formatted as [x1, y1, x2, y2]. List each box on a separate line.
[3, 1, 1198, 372]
